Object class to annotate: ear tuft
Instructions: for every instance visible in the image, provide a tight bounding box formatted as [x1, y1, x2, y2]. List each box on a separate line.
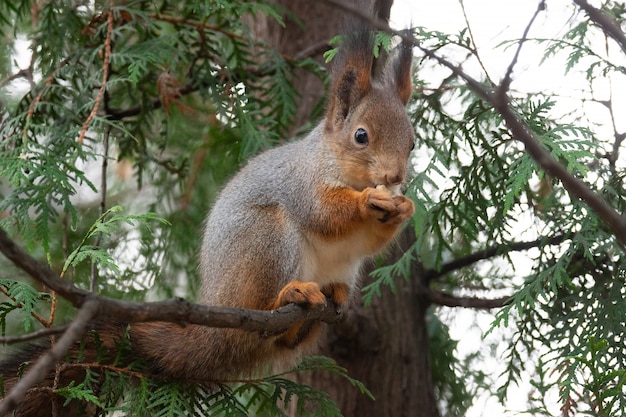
[326, 29, 375, 131]
[392, 35, 413, 105]
[335, 68, 358, 121]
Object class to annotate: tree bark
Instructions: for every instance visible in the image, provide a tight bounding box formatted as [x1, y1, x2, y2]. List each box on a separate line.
[247, 0, 389, 133]
[295, 230, 441, 417]
[249, 1, 441, 415]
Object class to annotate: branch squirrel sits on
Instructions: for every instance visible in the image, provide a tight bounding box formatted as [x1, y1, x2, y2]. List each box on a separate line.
[1, 27, 415, 417]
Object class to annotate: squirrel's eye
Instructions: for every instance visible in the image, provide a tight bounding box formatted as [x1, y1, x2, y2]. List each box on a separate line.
[354, 128, 369, 146]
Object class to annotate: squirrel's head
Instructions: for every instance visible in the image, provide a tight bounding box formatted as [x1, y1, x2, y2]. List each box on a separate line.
[324, 30, 415, 193]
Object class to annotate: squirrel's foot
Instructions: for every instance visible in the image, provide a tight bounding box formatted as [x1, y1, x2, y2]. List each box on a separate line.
[272, 280, 326, 310]
[273, 281, 326, 349]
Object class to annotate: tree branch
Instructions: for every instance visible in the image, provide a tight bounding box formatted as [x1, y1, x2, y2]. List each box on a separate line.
[0, 228, 341, 333]
[420, 20, 626, 246]
[0, 325, 68, 345]
[78, 0, 113, 143]
[0, 68, 32, 89]
[498, 0, 545, 101]
[426, 288, 510, 309]
[493, 95, 626, 246]
[573, 0, 626, 57]
[424, 234, 568, 283]
[105, 83, 199, 120]
[459, 0, 495, 87]
[0, 226, 343, 414]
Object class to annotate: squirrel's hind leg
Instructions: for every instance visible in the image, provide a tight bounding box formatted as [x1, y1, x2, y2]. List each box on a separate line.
[271, 280, 325, 349]
[271, 281, 350, 349]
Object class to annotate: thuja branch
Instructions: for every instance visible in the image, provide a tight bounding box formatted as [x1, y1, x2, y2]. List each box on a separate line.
[423, 235, 567, 309]
[0, 226, 342, 414]
[0, 285, 49, 327]
[573, 0, 626, 57]
[0, 227, 341, 333]
[77, 0, 113, 143]
[423, 234, 568, 283]
[426, 288, 510, 310]
[498, 0, 545, 101]
[417, 27, 626, 245]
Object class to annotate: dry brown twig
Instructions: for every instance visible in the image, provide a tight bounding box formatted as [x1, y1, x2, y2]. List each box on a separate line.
[0, 325, 68, 345]
[77, 0, 114, 144]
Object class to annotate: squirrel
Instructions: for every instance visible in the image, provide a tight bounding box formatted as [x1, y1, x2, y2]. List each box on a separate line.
[1, 28, 415, 416]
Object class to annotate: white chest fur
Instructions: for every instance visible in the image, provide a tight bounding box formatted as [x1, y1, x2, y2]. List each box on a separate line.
[299, 229, 372, 289]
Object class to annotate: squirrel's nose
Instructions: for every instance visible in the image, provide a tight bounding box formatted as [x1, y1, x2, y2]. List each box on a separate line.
[385, 173, 403, 186]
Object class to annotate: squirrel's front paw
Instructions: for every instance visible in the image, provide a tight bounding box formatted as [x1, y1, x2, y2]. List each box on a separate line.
[362, 186, 397, 222]
[272, 280, 327, 310]
[362, 186, 414, 224]
[389, 195, 415, 225]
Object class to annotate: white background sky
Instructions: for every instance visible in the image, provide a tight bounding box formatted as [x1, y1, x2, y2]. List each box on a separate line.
[390, 1, 626, 415]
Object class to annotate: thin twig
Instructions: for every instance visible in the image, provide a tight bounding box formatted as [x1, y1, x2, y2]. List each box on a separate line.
[294, 40, 331, 60]
[424, 234, 568, 283]
[181, 147, 208, 210]
[426, 288, 511, 309]
[0, 325, 68, 344]
[0, 286, 49, 327]
[58, 361, 147, 380]
[106, 83, 199, 120]
[459, 0, 494, 86]
[22, 59, 68, 140]
[0, 69, 32, 89]
[0, 300, 99, 416]
[498, 0, 546, 102]
[77, 0, 113, 143]
[90, 123, 110, 291]
[596, 36, 626, 172]
[573, 0, 626, 57]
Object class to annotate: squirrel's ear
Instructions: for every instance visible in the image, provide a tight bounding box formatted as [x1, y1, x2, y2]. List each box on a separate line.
[325, 31, 374, 131]
[391, 36, 413, 105]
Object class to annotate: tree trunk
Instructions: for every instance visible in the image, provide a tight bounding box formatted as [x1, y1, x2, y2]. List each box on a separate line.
[250, 2, 441, 416]
[296, 230, 441, 417]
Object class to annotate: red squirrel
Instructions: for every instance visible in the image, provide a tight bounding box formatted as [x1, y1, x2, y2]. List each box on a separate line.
[1, 28, 415, 416]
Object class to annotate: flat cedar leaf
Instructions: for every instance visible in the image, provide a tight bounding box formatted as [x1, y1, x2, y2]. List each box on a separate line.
[55, 381, 103, 408]
[253, 3, 285, 27]
[292, 356, 374, 401]
[323, 36, 341, 63]
[63, 206, 169, 273]
[0, 279, 47, 332]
